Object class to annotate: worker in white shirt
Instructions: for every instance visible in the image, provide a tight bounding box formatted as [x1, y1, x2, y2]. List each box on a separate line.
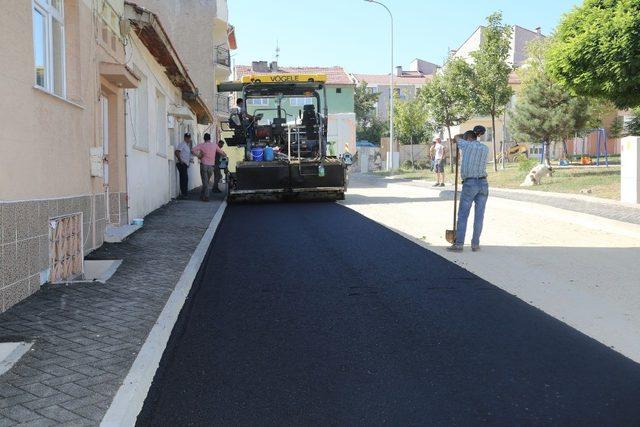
[175, 133, 192, 199]
[430, 137, 446, 187]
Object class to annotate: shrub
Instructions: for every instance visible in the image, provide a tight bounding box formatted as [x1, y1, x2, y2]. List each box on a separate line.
[519, 158, 538, 172]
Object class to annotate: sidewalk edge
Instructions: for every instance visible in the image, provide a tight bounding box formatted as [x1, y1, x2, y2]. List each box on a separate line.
[100, 201, 227, 427]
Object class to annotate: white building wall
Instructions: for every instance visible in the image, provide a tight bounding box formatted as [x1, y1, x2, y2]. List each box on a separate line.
[453, 27, 483, 63]
[125, 35, 200, 220]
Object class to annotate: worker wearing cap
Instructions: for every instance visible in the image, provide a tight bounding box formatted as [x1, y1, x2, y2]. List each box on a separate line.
[447, 125, 489, 252]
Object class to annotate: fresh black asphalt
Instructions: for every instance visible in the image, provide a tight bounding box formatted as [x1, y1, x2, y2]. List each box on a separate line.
[138, 202, 640, 426]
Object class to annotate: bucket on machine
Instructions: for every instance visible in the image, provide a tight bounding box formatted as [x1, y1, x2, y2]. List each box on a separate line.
[251, 147, 264, 162]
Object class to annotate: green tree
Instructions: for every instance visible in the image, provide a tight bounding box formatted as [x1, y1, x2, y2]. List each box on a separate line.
[394, 95, 432, 168]
[358, 117, 388, 144]
[546, 0, 640, 110]
[421, 58, 475, 171]
[509, 39, 599, 167]
[470, 11, 514, 171]
[354, 81, 378, 120]
[354, 81, 386, 142]
[627, 109, 640, 136]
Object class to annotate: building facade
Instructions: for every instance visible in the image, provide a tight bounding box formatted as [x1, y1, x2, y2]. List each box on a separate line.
[126, 0, 236, 198]
[0, 0, 225, 313]
[123, 3, 213, 221]
[351, 58, 438, 122]
[0, 0, 140, 312]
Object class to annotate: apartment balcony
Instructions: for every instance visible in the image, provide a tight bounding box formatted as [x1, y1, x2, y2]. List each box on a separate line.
[216, 93, 230, 115]
[215, 46, 230, 68]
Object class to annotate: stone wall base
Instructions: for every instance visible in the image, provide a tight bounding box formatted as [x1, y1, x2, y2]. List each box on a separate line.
[0, 191, 127, 312]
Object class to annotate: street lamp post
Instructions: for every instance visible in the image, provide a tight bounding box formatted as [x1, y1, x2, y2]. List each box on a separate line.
[364, 0, 394, 171]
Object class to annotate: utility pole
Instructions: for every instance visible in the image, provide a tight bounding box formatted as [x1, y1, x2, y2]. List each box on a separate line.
[364, 0, 394, 170]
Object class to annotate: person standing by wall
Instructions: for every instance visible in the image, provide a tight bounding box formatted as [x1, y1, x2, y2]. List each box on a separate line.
[175, 133, 192, 199]
[430, 137, 446, 187]
[192, 133, 226, 202]
[447, 126, 489, 252]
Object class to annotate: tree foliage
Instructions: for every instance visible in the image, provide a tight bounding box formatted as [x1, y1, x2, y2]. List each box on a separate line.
[509, 39, 601, 165]
[627, 109, 640, 136]
[421, 58, 475, 141]
[354, 81, 387, 143]
[357, 117, 388, 144]
[354, 81, 378, 121]
[470, 11, 514, 171]
[546, 0, 640, 109]
[393, 95, 432, 146]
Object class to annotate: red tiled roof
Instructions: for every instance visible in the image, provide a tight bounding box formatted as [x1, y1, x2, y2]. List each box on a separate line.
[352, 73, 432, 86]
[235, 65, 353, 85]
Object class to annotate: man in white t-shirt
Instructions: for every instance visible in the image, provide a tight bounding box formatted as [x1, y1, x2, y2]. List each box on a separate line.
[430, 137, 446, 187]
[175, 133, 192, 199]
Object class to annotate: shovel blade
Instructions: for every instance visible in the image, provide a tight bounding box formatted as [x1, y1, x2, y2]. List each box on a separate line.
[445, 229, 456, 244]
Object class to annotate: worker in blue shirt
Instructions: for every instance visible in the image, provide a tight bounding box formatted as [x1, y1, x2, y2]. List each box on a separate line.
[447, 125, 489, 252]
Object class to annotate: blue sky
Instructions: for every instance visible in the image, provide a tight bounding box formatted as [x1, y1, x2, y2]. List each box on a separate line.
[228, 0, 581, 74]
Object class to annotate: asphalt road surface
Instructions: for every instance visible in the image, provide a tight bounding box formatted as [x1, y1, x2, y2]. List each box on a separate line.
[138, 202, 640, 426]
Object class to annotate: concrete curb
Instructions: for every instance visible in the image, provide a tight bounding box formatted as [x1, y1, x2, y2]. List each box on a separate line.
[101, 201, 227, 427]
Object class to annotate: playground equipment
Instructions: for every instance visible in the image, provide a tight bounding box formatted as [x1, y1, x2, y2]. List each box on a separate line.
[571, 129, 609, 166]
[497, 143, 529, 163]
[595, 128, 609, 166]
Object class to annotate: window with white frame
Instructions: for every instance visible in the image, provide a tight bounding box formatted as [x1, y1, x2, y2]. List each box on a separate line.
[155, 89, 167, 156]
[130, 67, 149, 151]
[290, 97, 314, 107]
[247, 98, 270, 106]
[32, 0, 66, 97]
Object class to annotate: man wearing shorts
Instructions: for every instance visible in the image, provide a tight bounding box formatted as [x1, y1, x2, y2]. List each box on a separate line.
[431, 137, 446, 187]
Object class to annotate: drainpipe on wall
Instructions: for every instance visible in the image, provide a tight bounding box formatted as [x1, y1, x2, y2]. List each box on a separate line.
[123, 93, 130, 225]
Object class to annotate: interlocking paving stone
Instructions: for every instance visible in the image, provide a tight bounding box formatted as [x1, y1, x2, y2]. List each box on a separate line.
[21, 392, 73, 411]
[0, 195, 221, 425]
[35, 405, 81, 423]
[0, 394, 37, 410]
[0, 404, 42, 423]
[69, 405, 105, 422]
[17, 384, 58, 399]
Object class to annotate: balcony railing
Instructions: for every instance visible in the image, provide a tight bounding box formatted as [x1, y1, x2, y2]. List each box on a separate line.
[216, 93, 230, 114]
[215, 46, 230, 67]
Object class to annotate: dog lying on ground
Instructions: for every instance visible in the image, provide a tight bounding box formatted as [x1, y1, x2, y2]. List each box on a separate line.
[521, 163, 552, 186]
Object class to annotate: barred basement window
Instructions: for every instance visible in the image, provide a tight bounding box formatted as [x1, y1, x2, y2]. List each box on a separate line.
[32, 0, 66, 97]
[49, 212, 83, 283]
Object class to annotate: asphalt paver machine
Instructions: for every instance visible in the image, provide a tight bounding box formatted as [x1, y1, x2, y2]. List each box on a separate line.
[218, 73, 351, 202]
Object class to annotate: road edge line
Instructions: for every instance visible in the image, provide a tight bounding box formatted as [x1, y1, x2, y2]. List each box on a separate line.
[101, 200, 227, 427]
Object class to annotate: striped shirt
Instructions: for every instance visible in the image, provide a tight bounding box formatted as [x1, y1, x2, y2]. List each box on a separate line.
[458, 140, 489, 180]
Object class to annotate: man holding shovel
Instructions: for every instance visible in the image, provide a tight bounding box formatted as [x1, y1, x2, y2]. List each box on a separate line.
[447, 126, 489, 252]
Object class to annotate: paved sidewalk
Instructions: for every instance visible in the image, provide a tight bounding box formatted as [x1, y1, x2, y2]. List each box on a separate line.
[0, 193, 222, 426]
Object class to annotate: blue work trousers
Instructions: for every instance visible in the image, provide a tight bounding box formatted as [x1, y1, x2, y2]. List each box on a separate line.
[455, 178, 489, 247]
